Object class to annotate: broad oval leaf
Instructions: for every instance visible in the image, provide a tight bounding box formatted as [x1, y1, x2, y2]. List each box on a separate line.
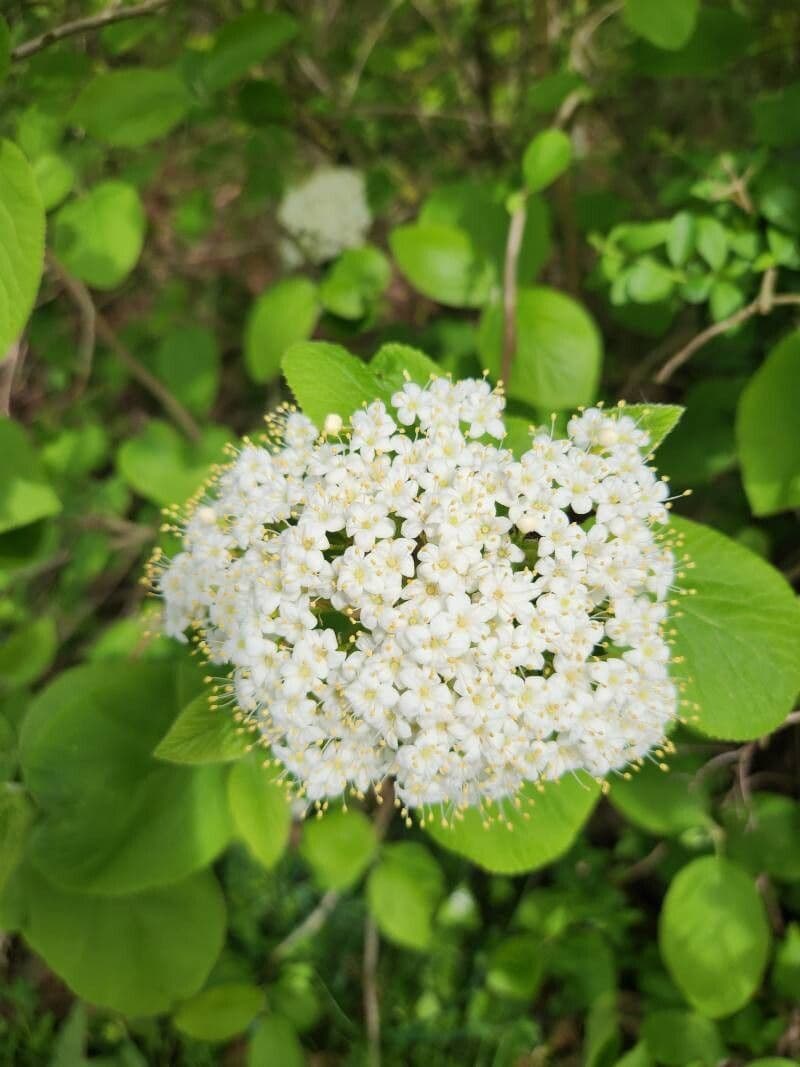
[20, 662, 232, 894]
[390, 222, 496, 308]
[155, 694, 252, 765]
[282, 341, 388, 427]
[670, 516, 800, 740]
[723, 793, 800, 883]
[617, 403, 684, 450]
[197, 12, 298, 94]
[624, 0, 699, 50]
[117, 420, 231, 508]
[173, 983, 265, 1042]
[479, 286, 602, 410]
[0, 418, 61, 534]
[245, 277, 319, 384]
[53, 181, 145, 290]
[426, 774, 600, 874]
[300, 808, 377, 890]
[522, 129, 573, 193]
[0, 140, 46, 357]
[227, 756, 292, 869]
[659, 856, 770, 1018]
[736, 331, 800, 516]
[71, 68, 191, 147]
[22, 866, 226, 1017]
[366, 842, 444, 950]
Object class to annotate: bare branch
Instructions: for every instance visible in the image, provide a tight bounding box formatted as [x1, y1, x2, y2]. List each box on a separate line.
[0, 341, 22, 416]
[363, 917, 382, 1067]
[49, 255, 201, 442]
[501, 198, 527, 389]
[654, 269, 800, 385]
[270, 889, 341, 964]
[12, 0, 171, 61]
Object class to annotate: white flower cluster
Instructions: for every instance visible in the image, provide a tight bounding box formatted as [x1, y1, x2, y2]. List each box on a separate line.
[157, 378, 678, 813]
[277, 167, 372, 266]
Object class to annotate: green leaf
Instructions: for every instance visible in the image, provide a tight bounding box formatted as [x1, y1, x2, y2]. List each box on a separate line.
[117, 420, 231, 507]
[666, 212, 695, 266]
[173, 983, 265, 1042]
[737, 331, 800, 515]
[631, 8, 749, 77]
[0, 140, 46, 357]
[624, 0, 699, 50]
[709, 279, 745, 321]
[479, 287, 602, 409]
[670, 516, 800, 740]
[20, 662, 232, 895]
[426, 774, 599, 875]
[282, 341, 386, 427]
[609, 758, 710, 837]
[613, 1041, 653, 1067]
[228, 756, 292, 869]
[320, 246, 390, 320]
[641, 1010, 724, 1064]
[0, 784, 33, 894]
[247, 1015, 304, 1067]
[31, 153, 74, 211]
[370, 342, 440, 390]
[151, 325, 220, 417]
[390, 222, 496, 308]
[522, 129, 572, 193]
[50, 1003, 88, 1067]
[609, 221, 670, 253]
[626, 256, 675, 303]
[71, 68, 191, 147]
[772, 922, 800, 1000]
[367, 842, 444, 950]
[300, 808, 377, 890]
[155, 694, 251, 765]
[695, 216, 729, 272]
[659, 856, 770, 1018]
[618, 403, 684, 449]
[22, 866, 226, 1017]
[584, 991, 621, 1067]
[502, 414, 535, 458]
[0, 615, 57, 689]
[245, 278, 320, 384]
[197, 12, 298, 94]
[486, 933, 545, 1000]
[658, 380, 739, 487]
[0, 417, 61, 534]
[752, 82, 800, 148]
[54, 181, 145, 290]
[723, 793, 800, 883]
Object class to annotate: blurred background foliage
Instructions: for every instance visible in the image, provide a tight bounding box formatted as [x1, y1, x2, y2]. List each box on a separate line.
[1, 0, 800, 1064]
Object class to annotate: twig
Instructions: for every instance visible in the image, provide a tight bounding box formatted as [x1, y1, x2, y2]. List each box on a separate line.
[49, 256, 201, 442]
[269, 778, 396, 966]
[0, 341, 22, 416]
[569, 0, 624, 76]
[270, 889, 341, 964]
[615, 841, 667, 886]
[341, 0, 405, 110]
[56, 267, 96, 399]
[501, 198, 528, 388]
[363, 917, 382, 1067]
[654, 269, 800, 384]
[12, 0, 171, 60]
